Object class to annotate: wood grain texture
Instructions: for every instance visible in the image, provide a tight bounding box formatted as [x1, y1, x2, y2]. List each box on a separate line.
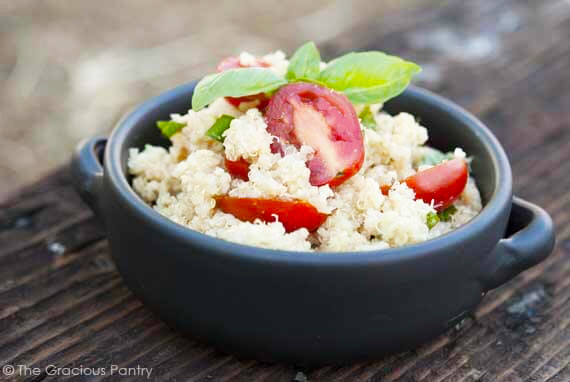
[1, 0, 569, 381]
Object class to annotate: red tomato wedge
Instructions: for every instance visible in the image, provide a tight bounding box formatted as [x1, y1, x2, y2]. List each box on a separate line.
[215, 196, 327, 232]
[216, 56, 271, 109]
[224, 157, 250, 181]
[265, 83, 364, 187]
[381, 159, 469, 211]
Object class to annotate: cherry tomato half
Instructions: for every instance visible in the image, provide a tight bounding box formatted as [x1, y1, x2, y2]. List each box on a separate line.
[224, 157, 250, 181]
[382, 159, 469, 211]
[215, 196, 327, 232]
[216, 56, 271, 110]
[265, 83, 364, 187]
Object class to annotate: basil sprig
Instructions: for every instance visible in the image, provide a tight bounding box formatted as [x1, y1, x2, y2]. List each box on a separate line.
[191, 42, 421, 110]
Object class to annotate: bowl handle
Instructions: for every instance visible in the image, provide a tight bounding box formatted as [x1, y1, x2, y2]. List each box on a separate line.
[480, 197, 555, 291]
[70, 137, 107, 217]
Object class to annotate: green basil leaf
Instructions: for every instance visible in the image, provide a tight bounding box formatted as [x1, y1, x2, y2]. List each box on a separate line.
[438, 205, 458, 222]
[192, 68, 287, 110]
[358, 106, 377, 129]
[342, 77, 411, 104]
[420, 148, 454, 166]
[157, 120, 185, 138]
[205, 115, 234, 142]
[426, 211, 440, 229]
[286, 41, 321, 81]
[320, 51, 421, 104]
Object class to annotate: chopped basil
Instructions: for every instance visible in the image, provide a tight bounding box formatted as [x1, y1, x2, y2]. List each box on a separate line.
[420, 148, 454, 166]
[359, 106, 377, 129]
[427, 205, 458, 229]
[426, 212, 440, 230]
[438, 205, 458, 222]
[157, 120, 186, 138]
[205, 115, 235, 142]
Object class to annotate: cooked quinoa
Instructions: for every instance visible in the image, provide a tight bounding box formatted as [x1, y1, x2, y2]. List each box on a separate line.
[128, 50, 482, 252]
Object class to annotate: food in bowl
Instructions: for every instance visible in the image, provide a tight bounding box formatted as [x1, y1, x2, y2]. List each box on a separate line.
[128, 42, 482, 252]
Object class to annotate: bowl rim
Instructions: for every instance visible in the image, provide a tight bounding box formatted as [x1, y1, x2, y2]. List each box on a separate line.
[104, 82, 512, 267]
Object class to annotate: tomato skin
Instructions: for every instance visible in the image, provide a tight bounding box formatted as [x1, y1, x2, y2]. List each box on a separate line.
[225, 157, 250, 181]
[224, 94, 270, 110]
[406, 159, 468, 210]
[216, 56, 270, 72]
[216, 56, 242, 72]
[380, 184, 391, 195]
[215, 196, 328, 232]
[216, 56, 271, 109]
[264, 83, 364, 187]
[382, 159, 468, 211]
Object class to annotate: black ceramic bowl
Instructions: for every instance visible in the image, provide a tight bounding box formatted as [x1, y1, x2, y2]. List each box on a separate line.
[71, 82, 555, 365]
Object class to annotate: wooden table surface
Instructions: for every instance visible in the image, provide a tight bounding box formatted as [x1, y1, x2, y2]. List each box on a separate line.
[1, 1, 569, 381]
